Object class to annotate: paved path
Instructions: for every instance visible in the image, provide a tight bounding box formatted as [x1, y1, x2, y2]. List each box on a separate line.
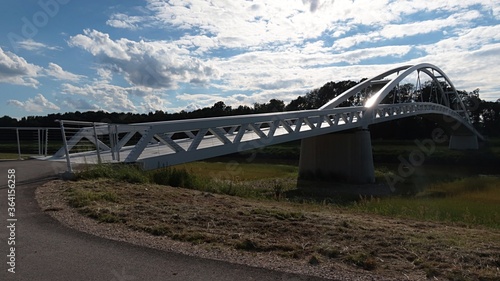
[0, 160, 329, 281]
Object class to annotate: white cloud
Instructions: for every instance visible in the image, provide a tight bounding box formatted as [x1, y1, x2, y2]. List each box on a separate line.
[302, 0, 333, 13]
[419, 25, 500, 54]
[7, 94, 60, 112]
[61, 81, 140, 112]
[61, 79, 174, 113]
[16, 39, 62, 52]
[493, 4, 500, 19]
[68, 29, 131, 60]
[106, 13, 143, 30]
[95, 68, 113, 82]
[138, 0, 496, 56]
[60, 97, 101, 111]
[333, 10, 482, 50]
[88, 0, 498, 106]
[382, 10, 481, 38]
[145, 0, 338, 50]
[184, 103, 202, 112]
[141, 94, 170, 113]
[68, 29, 219, 89]
[175, 88, 308, 111]
[0, 48, 84, 88]
[210, 44, 411, 99]
[45, 63, 86, 82]
[0, 47, 41, 88]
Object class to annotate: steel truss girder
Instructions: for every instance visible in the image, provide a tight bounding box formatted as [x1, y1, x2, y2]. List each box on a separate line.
[119, 107, 364, 168]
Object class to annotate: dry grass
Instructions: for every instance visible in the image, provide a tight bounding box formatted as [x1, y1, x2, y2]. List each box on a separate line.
[56, 178, 500, 281]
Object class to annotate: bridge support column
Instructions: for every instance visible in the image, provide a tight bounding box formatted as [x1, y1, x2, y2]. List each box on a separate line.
[449, 135, 478, 150]
[299, 129, 375, 184]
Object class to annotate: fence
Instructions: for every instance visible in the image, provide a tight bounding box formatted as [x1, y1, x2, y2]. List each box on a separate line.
[0, 127, 62, 160]
[54, 120, 115, 173]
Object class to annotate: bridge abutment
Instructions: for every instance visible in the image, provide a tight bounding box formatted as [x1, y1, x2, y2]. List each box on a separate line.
[298, 129, 375, 184]
[449, 135, 479, 150]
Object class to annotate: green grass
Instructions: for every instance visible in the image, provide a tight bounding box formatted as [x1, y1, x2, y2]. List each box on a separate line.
[74, 162, 500, 229]
[174, 161, 298, 181]
[76, 164, 150, 184]
[0, 153, 35, 160]
[352, 177, 500, 229]
[0, 142, 62, 154]
[75, 162, 297, 199]
[67, 187, 120, 208]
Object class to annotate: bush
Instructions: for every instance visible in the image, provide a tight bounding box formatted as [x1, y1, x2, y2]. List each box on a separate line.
[149, 167, 197, 188]
[76, 164, 149, 184]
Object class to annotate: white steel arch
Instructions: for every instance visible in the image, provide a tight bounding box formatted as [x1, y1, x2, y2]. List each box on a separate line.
[320, 63, 468, 116]
[48, 63, 482, 170]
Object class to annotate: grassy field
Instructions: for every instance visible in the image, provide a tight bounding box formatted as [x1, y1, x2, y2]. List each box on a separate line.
[354, 177, 500, 229]
[74, 162, 500, 229]
[41, 162, 500, 280]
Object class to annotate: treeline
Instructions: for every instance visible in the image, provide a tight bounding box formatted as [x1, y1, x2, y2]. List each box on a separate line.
[1, 80, 499, 137]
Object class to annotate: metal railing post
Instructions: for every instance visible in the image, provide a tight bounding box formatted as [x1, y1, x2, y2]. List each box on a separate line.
[109, 124, 115, 161]
[115, 124, 120, 162]
[37, 129, 43, 156]
[16, 128, 21, 160]
[45, 128, 49, 156]
[92, 123, 102, 164]
[58, 120, 73, 173]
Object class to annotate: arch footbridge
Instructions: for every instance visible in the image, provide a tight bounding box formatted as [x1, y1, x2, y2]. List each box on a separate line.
[48, 63, 482, 183]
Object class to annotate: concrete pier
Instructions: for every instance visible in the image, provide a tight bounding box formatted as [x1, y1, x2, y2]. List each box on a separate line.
[449, 135, 479, 150]
[299, 129, 375, 184]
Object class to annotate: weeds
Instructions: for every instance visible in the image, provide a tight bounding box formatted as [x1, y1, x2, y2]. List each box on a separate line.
[149, 167, 197, 188]
[80, 207, 125, 223]
[347, 252, 377, 270]
[76, 164, 149, 184]
[75, 163, 295, 200]
[353, 177, 500, 229]
[67, 187, 119, 208]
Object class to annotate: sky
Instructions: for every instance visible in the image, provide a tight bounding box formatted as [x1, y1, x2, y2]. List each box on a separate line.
[0, 0, 499, 119]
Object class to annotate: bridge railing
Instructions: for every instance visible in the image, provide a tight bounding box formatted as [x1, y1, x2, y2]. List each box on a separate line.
[0, 127, 60, 160]
[124, 107, 367, 164]
[370, 102, 481, 138]
[48, 107, 368, 169]
[373, 102, 465, 120]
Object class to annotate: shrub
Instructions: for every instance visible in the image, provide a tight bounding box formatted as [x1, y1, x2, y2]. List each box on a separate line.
[149, 167, 197, 188]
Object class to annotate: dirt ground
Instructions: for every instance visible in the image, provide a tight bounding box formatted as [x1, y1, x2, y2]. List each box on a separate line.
[36, 179, 500, 281]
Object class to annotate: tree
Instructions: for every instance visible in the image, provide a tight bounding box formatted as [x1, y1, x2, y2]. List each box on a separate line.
[460, 89, 482, 124]
[285, 96, 309, 111]
[285, 80, 359, 109]
[254, 99, 285, 113]
[0, 115, 17, 126]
